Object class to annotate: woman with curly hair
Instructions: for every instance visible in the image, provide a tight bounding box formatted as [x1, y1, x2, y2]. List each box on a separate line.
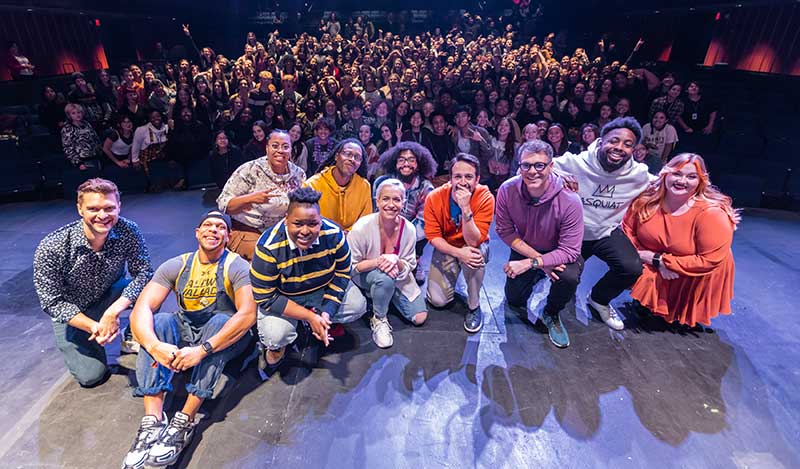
[373, 141, 437, 283]
[623, 153, 739, 328]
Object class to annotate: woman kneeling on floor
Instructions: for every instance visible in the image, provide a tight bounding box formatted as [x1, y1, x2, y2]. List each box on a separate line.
[623, 153, 739, 328]
[341, 178, 428, 348]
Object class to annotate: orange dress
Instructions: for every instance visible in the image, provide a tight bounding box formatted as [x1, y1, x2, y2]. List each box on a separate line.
[622, 200, 735, 326]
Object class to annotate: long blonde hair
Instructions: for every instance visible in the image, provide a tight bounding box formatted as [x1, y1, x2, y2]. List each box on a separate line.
[629, 153, 741, 227]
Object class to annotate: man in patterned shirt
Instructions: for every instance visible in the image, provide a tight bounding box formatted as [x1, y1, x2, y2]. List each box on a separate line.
[33, 178, 153, 387]
[250, 187, 351, 370]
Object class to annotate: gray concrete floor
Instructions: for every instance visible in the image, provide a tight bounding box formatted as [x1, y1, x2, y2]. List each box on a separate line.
[0, 191, 798, 468]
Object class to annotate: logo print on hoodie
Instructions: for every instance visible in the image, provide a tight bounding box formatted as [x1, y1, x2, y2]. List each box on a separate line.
[592, 184, 616, 199]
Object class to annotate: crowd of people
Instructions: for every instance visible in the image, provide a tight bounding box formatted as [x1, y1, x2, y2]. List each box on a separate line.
[30, 12, 734, 469]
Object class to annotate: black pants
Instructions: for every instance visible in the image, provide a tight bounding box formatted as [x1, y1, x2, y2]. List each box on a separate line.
[580, 227, 643, 305]
[504, 250, 584, 317]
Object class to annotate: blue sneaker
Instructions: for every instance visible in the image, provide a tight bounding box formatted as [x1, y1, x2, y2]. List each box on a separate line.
[541, 313, 570, 348]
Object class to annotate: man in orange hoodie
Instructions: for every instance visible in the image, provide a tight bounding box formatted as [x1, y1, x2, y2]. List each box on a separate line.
[305, 138, 373, 232]
[424, 153, 495, 333]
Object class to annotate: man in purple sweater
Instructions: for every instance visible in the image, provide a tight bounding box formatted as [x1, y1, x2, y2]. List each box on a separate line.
[496, 140, 584, 348]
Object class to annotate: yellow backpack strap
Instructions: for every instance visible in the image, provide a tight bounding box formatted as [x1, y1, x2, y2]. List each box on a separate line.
[174, 252, 192, 298]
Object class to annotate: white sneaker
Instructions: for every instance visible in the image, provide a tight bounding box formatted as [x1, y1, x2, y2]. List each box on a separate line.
[147, 411, 195, 467]
[121, 413, 168, 469]
[587, 296, 625, 331]
[370, 315, 394, 348]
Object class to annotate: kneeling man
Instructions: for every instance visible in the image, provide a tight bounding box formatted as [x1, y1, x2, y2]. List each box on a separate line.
[496, 140, 584, 348]
[123, 210, 255, 468]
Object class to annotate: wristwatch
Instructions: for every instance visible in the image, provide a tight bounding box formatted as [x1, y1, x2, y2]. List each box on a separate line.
[530, 257, 540, 269]
[464, 211, 474, 222]
[652, 253, 662, 268]
[201, 341, 214, 355]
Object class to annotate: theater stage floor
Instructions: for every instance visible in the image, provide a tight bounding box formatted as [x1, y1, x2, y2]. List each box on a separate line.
[0, 190, 798, 469]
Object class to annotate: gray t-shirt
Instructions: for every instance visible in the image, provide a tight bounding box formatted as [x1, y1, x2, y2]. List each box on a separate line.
[152, 251, 250, 311]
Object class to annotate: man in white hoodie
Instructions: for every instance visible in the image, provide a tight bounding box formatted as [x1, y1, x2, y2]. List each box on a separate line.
[553, 117, 654, 331]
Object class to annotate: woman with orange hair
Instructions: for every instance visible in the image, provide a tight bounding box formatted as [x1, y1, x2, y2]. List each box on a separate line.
[622, 153, 739, 327]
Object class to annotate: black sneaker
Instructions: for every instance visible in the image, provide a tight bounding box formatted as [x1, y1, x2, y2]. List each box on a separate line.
[464, 307, 483, 333]
[146, 411, 195, 467]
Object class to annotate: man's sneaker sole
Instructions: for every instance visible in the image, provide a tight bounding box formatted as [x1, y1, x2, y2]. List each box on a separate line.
[463, 320, 483, 333]
[587, 302, 625, 331]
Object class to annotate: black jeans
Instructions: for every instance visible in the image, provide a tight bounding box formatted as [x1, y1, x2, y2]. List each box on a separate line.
[504, 250, 584, 317]
[580, 227, 643, 305]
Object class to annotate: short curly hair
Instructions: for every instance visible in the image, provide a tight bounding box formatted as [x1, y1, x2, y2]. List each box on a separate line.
[288, 186, 322, 210]
[377, 141, 437, 180]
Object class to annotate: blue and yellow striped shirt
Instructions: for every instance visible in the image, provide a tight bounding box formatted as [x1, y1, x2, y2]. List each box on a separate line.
[250, 217, 351, 317]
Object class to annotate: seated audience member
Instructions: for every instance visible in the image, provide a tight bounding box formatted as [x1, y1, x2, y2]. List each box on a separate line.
[132, 110, 169, 172]
[633, 141, 661, 175]
[546, 123, 579, 157]
[623, 154, 738, 328]
[428, 112, 457, 187]
[61, 103, 101, 170]
[33, 179, 153, 387]
[288, 123, 309, 172]
[40, 85, 67, 134]
[552, 117, 654, 331]
[642, 110, 678, 164]
[579, 123, 600, 152]
[496, 140, 584, 348]
[250, 187, 352, 369]
[209, 130, 245, 190]
[487, 116, 519, 191]
[374, 142, 437, 283]
[341, 178, 429, 348]
[424, 153, 495, 333]
[102, 115, 136, 168]
[400, 109, 434, 150]
[243, 120, 269, 161]
[217, 130, 306, 260]
[305, 119, 337, 175]
[648, 83, 684, 125]
[305, 138, 373, 232]
[124, 210, 255, 469]
[358, 124, 381, 181]
[452, 105, 492, 176]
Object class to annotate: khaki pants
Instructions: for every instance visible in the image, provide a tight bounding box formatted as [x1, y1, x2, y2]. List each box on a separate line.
[227, 228, 261, 262]
[426, 242, 489, 310]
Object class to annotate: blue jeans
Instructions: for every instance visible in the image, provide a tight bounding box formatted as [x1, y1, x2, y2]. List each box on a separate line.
[52, 277, 129, 387]
[341, 270, 426, 323]
[134, 311, 249, 399]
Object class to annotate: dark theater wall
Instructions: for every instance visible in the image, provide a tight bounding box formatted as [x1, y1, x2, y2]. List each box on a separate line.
[0, 10, 108, 81]
[704, 3, 800, 76]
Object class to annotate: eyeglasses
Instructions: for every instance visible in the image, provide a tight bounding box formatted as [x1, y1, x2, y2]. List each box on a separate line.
[519, 161, 550, 172]
[269, 143, 291, 152]
[338, 150, 363, 162]
[397, 157, 417, 165]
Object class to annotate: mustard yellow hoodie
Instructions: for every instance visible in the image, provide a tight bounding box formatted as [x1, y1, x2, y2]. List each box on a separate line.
[305, 167, 373, 231]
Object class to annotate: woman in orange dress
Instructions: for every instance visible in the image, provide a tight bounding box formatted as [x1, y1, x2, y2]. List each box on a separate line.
[622, 153, 740, 327]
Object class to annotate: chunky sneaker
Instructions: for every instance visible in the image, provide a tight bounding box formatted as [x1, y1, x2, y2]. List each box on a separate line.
[146, 411, 195, 467]
[370, 315, 394, 348]
[120, 325, 141, 354]
[464, 307, 483, 333]
[587, 296, 625, 331]
[121, 413, 168, 469]
[541, 313, 570, 348]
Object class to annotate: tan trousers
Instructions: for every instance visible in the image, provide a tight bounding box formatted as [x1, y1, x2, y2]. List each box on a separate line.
[426, 242, 489, 310]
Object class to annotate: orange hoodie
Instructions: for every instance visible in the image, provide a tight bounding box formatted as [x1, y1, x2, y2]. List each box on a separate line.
[305, 167, 373, 231]
[423, 182, 495, 248]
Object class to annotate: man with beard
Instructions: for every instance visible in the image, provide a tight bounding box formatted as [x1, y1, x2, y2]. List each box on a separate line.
[553, 117, 653, 331]
[374, 142, 437, 283]
[123, 210, 255, 469]
[424, 153, 495, 333]
[34, 178, 153, 388]
[251, 187, 351, 369]
[497, 140, 584, 348]
[305, 138, 373, 233]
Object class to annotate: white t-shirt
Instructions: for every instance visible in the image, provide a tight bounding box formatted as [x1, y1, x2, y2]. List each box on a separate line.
[642, 123, 678, 160]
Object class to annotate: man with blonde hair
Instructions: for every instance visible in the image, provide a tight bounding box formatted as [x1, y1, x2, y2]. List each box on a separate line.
[34, 178, 153, 387]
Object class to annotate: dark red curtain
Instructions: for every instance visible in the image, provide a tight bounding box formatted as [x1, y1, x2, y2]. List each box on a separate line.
[0, 11, 108, 81]
[704, 3, 800, 75]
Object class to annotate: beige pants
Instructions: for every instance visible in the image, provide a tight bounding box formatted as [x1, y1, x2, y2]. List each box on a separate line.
[426, 242, 489, 310]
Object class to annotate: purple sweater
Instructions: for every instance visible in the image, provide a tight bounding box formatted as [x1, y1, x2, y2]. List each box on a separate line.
[495, 174, 584, 267]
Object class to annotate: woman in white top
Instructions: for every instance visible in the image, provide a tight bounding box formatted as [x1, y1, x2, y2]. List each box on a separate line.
[340, 178, 428, 348]
[102, 115, 135, 168]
